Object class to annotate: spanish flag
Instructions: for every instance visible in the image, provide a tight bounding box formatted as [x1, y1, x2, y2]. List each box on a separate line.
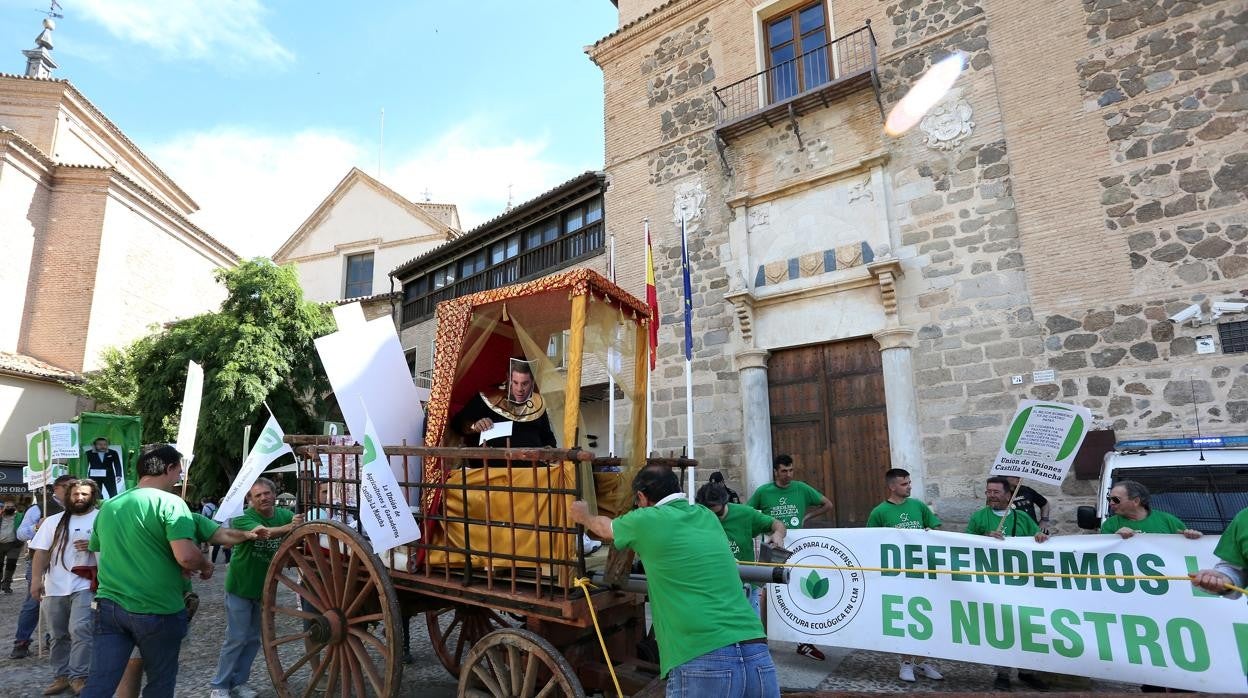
[645, 221, 659, 370]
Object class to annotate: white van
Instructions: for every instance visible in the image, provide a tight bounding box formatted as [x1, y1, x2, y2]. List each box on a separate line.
[1076, 435, 1248, 534]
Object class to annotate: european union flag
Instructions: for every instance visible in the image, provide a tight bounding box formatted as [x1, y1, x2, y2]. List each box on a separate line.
[681, 216, 693, 361]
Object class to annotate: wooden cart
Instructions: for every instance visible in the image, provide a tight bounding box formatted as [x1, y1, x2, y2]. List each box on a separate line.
[260, 270, 682, 697]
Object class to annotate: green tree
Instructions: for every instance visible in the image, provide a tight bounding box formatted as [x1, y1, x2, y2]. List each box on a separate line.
[68, 259, 337, 495]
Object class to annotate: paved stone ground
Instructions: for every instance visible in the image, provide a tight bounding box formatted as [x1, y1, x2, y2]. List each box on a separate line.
[0, 561, 1141, 697]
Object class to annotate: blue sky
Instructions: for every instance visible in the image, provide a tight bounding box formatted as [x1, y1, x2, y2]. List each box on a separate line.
[0, 0, 618, 257]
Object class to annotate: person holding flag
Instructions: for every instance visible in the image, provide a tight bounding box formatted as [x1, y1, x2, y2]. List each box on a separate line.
[214, 409, 293, 524]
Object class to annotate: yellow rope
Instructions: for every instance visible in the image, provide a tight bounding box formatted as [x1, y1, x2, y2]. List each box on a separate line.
[574, 577, 624, 698]
[746, 559, 1248, 595]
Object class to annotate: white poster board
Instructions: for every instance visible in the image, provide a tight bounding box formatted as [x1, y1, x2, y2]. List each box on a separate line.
[988, 400, 1092, 487]
[175, 360, 204, 467]
[314, 316, 425, 505]
[47, 423, 79, 460]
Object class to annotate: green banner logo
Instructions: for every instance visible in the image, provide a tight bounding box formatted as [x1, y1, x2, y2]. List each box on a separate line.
[801, 570, 830, 600]
[363, 434, 378, 465]
[256, 426, 284, 454]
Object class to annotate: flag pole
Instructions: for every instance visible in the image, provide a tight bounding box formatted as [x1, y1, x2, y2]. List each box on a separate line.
[681, 211, 695, 500]
[608, 234, 616, 456]
[644, 219, 654, 458]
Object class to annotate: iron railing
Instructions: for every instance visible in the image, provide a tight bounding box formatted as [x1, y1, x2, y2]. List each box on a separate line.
[401, 221, 605, 325]
[712, 24, 877, 127]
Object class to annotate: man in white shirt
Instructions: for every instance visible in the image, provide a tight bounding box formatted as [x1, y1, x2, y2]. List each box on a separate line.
[12, 474, 73, 660]
[31, 479, 100, 695]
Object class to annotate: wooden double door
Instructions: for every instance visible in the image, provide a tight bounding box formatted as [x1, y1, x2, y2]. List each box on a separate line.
[767, 337, 891, 528]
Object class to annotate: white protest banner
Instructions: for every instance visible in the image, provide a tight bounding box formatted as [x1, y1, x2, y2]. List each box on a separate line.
[315, 316, 424, 504]
[988, 400, 1091, 486]
[26, 428, 50, 488]
[357, 405, 420, 553]
[215, 411, 294, 521]
[768, 528, 1239, 692]
[175, 361, 204, 468]
[47, 423, 79, 460]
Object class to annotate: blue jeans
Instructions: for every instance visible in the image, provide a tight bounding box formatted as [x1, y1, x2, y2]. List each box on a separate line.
[15, 558, 39, 643]
[80, 598, 188, 698]
[211, 593, 262, 690]
[666, 641, 779, 698]
[746, 586, 760, 616]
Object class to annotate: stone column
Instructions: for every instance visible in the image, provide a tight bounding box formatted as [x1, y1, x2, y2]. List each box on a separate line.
[873, 327, 927, 499]
[736, 348, 774, 495]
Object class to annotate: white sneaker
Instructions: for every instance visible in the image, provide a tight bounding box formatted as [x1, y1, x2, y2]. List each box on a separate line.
[209, 690, 231, 698]
[233, 686, 259, 698]
[917, 661, 944, 680]
[899, 661, 916, 682]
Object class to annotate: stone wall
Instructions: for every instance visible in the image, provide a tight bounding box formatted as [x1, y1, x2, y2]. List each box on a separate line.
[885, 0, 983, 50]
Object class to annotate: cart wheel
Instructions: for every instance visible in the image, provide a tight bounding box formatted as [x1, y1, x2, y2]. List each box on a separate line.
[261, 520, 402, 698]
[427, 605, 524, 678]
[457, 628, 585, 698]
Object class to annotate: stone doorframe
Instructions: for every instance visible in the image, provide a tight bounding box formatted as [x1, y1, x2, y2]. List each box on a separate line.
[727, 258, 929, 499]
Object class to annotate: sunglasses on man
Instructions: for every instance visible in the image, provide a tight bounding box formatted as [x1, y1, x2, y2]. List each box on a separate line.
[1106, 495, 1123, 504]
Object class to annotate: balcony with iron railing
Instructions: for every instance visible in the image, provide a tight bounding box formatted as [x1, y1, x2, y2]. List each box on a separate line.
[712, 23, 881, 142]
[400, 221, 605, 326]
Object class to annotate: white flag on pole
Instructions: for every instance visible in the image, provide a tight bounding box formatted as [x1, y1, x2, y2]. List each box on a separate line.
[357, 404, 421, 553]
[175, 361, 204, 468]
[215, 410, 293, 521]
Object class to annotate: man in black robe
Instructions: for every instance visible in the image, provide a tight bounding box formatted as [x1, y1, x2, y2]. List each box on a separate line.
[451, 359, 556, 461]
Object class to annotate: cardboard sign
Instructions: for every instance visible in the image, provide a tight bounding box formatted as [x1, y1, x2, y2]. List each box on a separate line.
[989, 400, 1091, 486]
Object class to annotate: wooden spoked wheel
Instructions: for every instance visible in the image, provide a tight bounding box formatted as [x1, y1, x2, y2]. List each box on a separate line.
[427, 605, 524, 677]
[457, 628, 585, 698]
[261, 520, 402, 698]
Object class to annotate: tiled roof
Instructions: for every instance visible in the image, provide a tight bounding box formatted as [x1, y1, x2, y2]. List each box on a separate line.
[0, 352, 82, 384]
[589, 0, 681, 51]
[390, 171, 605, 279]
[333, 291, 400, 306]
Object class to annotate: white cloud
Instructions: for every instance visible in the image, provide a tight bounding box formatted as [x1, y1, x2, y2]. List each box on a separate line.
[148, 121, 593, 259]
[75, 0, 293, 67]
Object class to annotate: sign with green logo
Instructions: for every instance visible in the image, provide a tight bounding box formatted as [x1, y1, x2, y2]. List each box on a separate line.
[989, 400, 1091, 487]
[214, 411, 293, 522]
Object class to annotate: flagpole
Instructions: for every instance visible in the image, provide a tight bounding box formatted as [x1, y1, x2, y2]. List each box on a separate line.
[681, 211, 695, 501]
[608, 234, 616, 456]
[644, 219, 654, 458]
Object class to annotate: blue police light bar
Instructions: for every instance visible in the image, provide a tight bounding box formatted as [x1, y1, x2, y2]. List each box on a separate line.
[1116, 435, 1248, 450]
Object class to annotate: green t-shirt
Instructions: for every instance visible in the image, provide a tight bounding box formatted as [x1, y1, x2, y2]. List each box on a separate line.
[1214, 507, 1248, 568]
[613, 497, 764, 677]
[226, 507, 294, 600]
[192, 513, 220, 543]
[966, 507, 1039, 537]
[89, 487, 196, 615]
[746, 481, 824, 529]
[717, 503, 776, 563]
[1100, 510, 1187, 534]
[866, 498, 941, 529]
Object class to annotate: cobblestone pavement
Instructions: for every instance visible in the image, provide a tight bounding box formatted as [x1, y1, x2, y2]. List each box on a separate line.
[0, 561, 1143, 697]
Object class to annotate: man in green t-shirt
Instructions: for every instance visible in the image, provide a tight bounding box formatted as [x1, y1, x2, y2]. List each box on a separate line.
[747, 454, 832, 661]
[865, 467, 944, 683]
[210, 477, 301, 698]
[571, 467, 778, 697]
[698, 482, 785, 615]
[1192, 507, 1247, 600]
[968, 477, 1049, 691]
[746, 454, 832, 530]
[1100, 480, 1203, 539]
[81, 445, 211, 698]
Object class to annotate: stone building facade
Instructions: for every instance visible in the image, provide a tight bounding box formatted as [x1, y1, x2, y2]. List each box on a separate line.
[588, 0, 1248, 526]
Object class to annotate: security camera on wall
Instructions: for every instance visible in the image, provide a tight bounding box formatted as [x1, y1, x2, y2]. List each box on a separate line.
[1167, 304, 1202, 325]
[1211, 301, 1248, 320]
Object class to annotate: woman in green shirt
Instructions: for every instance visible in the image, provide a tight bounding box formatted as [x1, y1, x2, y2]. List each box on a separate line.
[1100, 480, 1202, 539]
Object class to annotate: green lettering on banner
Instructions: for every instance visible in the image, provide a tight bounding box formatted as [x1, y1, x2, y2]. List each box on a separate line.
[1017, 606, 1049, 654]
[974, 547, 1000, 585]
[949, 546, 972, 582]
[1031, 550, 1058, 590]
[1059, 551, 1102, 592]
[1083, 612, 1119, 662]
[950, 600, 980, 645]
[1165, 618, 1209, 672]
[925, 546, 946, 581]
[1051, 609, 1084, 658]
[1103, 553, 1135, 594]
[882, 595, 906, 637]
[880, 544, 900, 577]
[903, 544, 924, 579]
[1121, 614, 1165, 667]
[908, 597, 933, 640]
[984, 603, 1015, 650]
[1234, 623, 1248, 676]
[1002, 549, 1028, 586]
[1136, 554, 1168, 595]
[1183, 556, 1217, 598]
